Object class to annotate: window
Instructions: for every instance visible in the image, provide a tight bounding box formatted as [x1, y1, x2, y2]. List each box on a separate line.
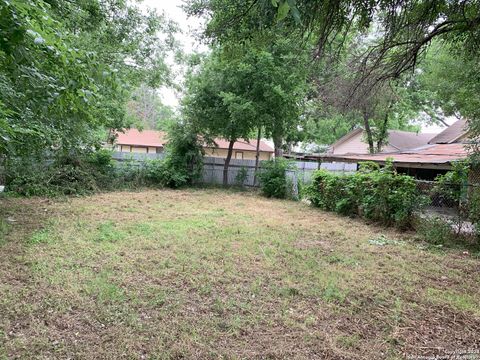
[235, 151, 244, 159]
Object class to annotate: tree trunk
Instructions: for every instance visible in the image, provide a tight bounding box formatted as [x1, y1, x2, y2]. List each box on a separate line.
[376, 101, 393, 152]
[253, 127, 261, 186]
[273, 135, 283, 158]
[363, 110, 375, 154]
[376, 111, 389, 152]
[223, 139, 235, 186]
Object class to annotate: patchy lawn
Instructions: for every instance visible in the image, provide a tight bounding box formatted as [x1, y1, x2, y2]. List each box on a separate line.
[0, 189, 479, 359]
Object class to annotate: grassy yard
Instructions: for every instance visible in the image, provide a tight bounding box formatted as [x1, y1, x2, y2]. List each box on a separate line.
[0, 189, 479, 359]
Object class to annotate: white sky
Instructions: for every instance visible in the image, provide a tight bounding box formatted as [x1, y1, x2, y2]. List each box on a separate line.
[140, 0, 205, 108]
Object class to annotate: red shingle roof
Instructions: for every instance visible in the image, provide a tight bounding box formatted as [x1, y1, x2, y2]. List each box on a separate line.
[115, 129, 166, 148]
[114, 129, 274, 153]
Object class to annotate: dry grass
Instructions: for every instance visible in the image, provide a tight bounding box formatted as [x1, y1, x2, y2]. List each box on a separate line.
[0, 188, 479, 359]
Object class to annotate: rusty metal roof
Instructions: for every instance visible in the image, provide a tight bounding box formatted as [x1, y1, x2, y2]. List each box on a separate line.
[319, 143, 470, 166]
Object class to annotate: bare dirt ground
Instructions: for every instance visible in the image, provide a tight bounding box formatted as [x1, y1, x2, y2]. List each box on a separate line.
[0, 188, 479, 359]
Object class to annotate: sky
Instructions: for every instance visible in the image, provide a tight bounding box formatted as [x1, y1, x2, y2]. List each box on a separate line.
[140, 0, 450, 133]
[140, 0, 205, 108]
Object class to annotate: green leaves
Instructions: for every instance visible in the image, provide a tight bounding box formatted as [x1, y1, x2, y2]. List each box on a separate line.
[1, 0, 175, 163]
[276, 1, 290, 22]
[305, 167, 426, 227]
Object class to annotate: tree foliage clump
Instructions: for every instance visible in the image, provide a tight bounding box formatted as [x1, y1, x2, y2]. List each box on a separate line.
[0, 0, 175, 161]
[183, 42, 307, 184]
[159, 122, 205, 188]
[304, 162, 427, 227]
[257, 159, 295, 199]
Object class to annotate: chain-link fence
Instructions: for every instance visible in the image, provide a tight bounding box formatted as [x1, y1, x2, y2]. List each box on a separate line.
[415, 177, 480, 235]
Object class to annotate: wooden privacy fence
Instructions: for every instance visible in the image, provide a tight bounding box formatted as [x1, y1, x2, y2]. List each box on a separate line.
[110, 152, 357, 187]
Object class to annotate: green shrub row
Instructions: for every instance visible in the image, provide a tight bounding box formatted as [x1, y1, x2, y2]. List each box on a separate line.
[5, 150, 201, 197]
[304, 162, 427, 227]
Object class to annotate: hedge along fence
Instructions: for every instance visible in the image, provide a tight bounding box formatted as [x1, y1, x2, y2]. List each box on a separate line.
[304, 162, 428, 228]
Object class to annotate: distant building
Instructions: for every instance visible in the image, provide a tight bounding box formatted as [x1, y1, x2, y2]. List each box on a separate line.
[318, 119, 473, 180]
[113, 129, 274, 160]
[329, 128, 436, 154]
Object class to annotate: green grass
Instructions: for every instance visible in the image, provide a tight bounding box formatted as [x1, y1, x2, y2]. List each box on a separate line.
[0, 188, 479, 359]
[0, 219, 9, 246]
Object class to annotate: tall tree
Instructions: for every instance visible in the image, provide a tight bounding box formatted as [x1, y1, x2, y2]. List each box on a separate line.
[0, 0, 176, 161]
[183, 43, 307, 184]
[126, 84, 177, 131]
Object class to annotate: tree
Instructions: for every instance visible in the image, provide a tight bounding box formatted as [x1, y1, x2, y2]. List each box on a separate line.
[417, 42, 480, 127]
[301, 34, 427, 153]
[185, 0, 480, 153]
[183, 50, 257, 185]
[0, 0, 176, 163]
[186, 0, 480, 86]
[183, 43, 307, 184]
[126, 84, 177, 131]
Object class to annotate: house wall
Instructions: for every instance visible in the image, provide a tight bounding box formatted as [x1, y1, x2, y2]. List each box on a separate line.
[116, 145, 162, 154]
[116, 144, 272, 160]
[332, 131, 396, 154]
[204, 147, 272, 160]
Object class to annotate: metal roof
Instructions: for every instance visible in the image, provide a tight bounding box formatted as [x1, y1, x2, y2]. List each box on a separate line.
[319, 143, 470, 169]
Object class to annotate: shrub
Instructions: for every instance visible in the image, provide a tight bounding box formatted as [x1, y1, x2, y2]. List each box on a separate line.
[257, 159, 295, 199]
[416, 216, 455, 246]
[433, 160, 469, 208]
[159, 122, 204, 188]
[234, 166, 249, 187]
[304, 163, 427, 227]
[468, 187, 480, 239]
[5, 155, 101, 196]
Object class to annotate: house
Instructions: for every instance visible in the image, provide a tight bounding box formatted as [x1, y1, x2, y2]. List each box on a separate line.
[113, 129, 274, 160]
[329, 128, 436, 154]
[317, 119, 473, 180]
[203, 138, 274, 160]
[115, 129, 166, 154]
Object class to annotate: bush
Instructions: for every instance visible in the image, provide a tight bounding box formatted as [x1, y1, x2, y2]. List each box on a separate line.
[433, 160, 469, 208]
[234, 167, 249, 187]
[304, 162, 427, 227]
[416, 216, 455, 246]
[159, 122, 204, 188]
[257, 159, 295, 199]
[469, 187, 480, 239]
[5, 154, 104, 196]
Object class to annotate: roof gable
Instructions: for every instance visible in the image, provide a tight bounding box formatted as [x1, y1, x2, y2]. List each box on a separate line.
[331, 128, 435, 152]
[428, 119, 469, 144]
